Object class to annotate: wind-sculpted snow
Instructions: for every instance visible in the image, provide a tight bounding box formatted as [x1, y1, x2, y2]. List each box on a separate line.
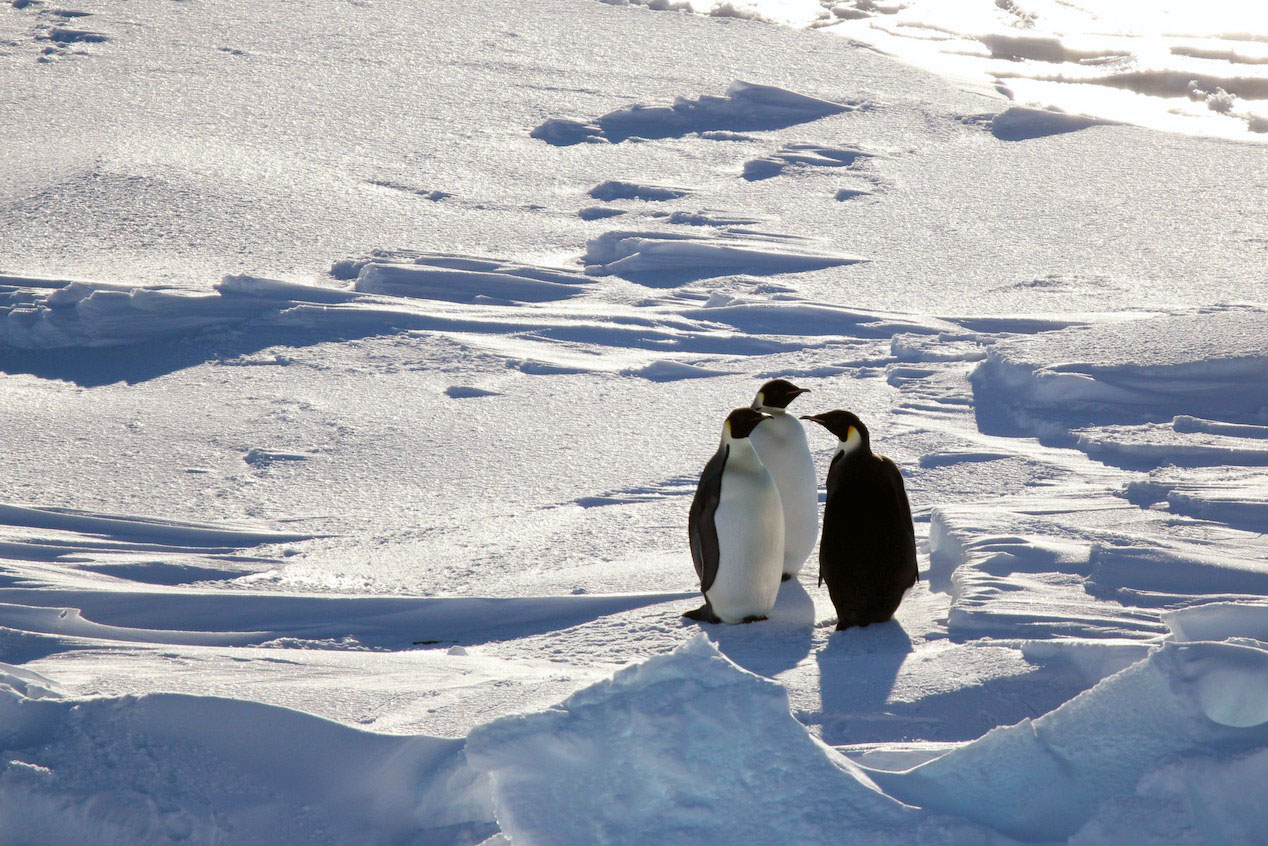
[964, 106, 1115, 141]
[588, 180, 694, 202]
[0, 590, 693, 653]
[1126, 467, 1268, 531]
[532, 80, 857, 146]
[584, 229, 865, 284]
[972, 310, 1268, 426]
[869, 638, 1268, 841]
[0, 667, 496, 845]
[465, 635, 915, 845]
[354, 260, 590, 304]
[742, 142, 882, 181]
[0, 273, 369, 352]
[0, 502, 314, 548]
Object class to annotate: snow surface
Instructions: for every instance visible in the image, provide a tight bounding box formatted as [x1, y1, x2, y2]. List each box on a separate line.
[2, 0, 1266, 842]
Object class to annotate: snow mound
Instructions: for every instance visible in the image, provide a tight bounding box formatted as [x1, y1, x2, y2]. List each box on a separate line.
[0, 673, 494, 845]
[353, 253, 590, 304]
[975, 106, 1112, 141]
[584, 229, 864, 285]
[650, 208, 771, 227]
[0, 277, 274, 350]
[742, 142, 879, 181]
[619, 359, 735, 381]
[532, 80, 854, 146]
[588, 181, 693, 202]
[0, 274, 384, 352]
[870, 638, 1268, 840]
[464, 635, 914, 845]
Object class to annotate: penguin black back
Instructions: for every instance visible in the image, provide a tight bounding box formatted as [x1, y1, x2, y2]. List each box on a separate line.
[802, 410, 917, 630]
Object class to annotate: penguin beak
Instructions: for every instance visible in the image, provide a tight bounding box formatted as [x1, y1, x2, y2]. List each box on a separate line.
[793, 388, 811, 396]
[799, 414, 822, 424]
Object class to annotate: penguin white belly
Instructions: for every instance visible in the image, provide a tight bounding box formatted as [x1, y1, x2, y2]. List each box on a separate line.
[749, 414, 818, 577]
[706, 466, 784, 623]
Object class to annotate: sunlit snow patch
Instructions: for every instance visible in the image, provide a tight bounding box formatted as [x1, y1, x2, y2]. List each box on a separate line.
[464, 634, 915, 844]
[532, 80, 858, 146]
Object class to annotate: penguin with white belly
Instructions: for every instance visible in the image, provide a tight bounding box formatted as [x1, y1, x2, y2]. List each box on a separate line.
[800, 410, 918, 630]
[748, 379, 818, 582]
[685, 407, 785, 624]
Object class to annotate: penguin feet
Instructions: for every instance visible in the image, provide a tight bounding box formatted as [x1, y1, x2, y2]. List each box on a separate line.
[682, 604, 722, 625]
[741, 614, 768, 624]
[781, 573, 793, 582]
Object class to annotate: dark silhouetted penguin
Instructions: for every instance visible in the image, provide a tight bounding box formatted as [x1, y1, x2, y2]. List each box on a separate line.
[685, 407, 784, 624]
[749, 379, 817, 582]
[801, 410, 917, 630]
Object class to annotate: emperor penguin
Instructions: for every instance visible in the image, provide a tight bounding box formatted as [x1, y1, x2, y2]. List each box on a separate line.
[800, 410, 918, 631]
[748, 378, 818, 581]
[685, 407, 785, 624]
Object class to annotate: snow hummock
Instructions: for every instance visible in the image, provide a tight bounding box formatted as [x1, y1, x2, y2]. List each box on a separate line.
[532, 80, 856, 146]
[870, 638, 1268, 841]
[0, 665, 495, 845]
[465, 635, 914, 845]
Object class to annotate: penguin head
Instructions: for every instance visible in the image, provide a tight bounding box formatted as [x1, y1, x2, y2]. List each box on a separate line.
[800, 409, 870, 453]
[724, 407, 773, 440]
[752, 379, 810, 412]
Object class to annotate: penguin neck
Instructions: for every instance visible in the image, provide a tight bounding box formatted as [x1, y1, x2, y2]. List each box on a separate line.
[833, 427, 866, 461]
[755, 404, 788, 416]
[721, 434, 764, 469]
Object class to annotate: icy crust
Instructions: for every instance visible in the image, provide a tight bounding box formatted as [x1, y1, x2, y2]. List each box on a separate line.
[0, 669, 495, 845]
[870, 638, 1268, 841]
[531, 80, 855, 146]
[971, 310, 1268, 423]
[464, 635, 915, 845]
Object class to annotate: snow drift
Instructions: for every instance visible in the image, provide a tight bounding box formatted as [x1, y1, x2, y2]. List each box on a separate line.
[0, 664, 494, 845]
[465, 635, 915, 845]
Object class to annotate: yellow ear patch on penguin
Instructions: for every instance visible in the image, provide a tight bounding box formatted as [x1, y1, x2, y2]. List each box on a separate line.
[847, 425, 857, 441]
[725, 419, 733, 437]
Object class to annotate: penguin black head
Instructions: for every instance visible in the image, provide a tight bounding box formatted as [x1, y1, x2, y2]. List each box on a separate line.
[725, 407, 772, 439]
[752, 379, 810, 411]
[800, 409, 871, 452]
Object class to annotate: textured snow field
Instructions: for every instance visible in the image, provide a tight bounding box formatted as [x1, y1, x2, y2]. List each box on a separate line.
[2, 0, 1267, 843]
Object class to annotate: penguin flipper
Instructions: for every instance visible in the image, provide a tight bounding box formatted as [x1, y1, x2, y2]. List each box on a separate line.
[688, 446, 726, 594]
[683, 603, 722, 624]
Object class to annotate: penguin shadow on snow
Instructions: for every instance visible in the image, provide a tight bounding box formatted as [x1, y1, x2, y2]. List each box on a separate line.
[690, 578, 817, 678]
[813, 621, 914, 746]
